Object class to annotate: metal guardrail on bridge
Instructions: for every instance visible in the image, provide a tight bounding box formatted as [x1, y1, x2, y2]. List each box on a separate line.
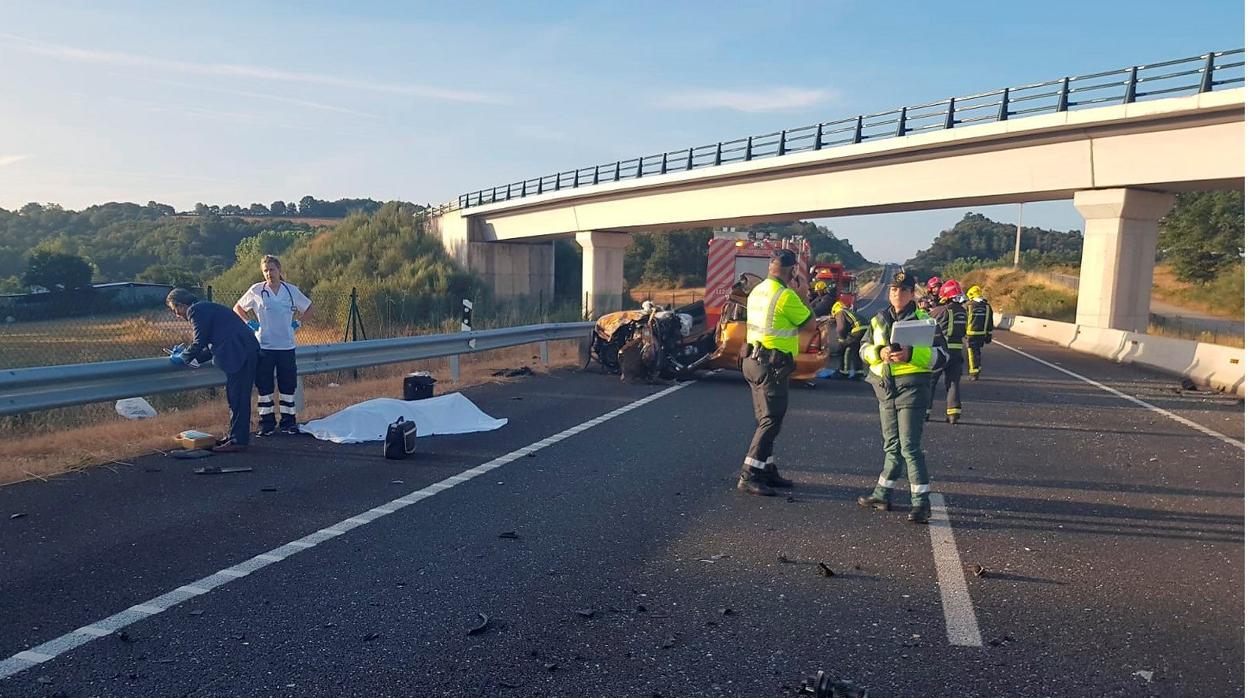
[0, 322, 593, 417]
[440, 48, 1244, 213]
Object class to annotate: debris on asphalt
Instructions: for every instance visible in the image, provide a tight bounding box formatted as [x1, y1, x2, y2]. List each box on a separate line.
[492, 366, 534, 377]
[575, 608, 595, 619]
[636, 604, 647, 613]
[970, 564, 987, 578]
[786, 495, 797, 503]
[719, 607, 734, 616]
[170, 449, 214, 460]
[698, 553, 727, 563]
[1180, 377, 1198, 391]
[498, 530, 519, 539]
[817, 562, 836, 578]
[188, 610, 204, 616]
[1133, 670, 1154, 683]
[9, 513, 26, 520]
[467, 612, 491, 636]
[777, 553, 791, 564]
[35, 677, 52, 685]
[798, 669, 870, 697]
[116, 631, 135, 643]
[194, 466, 253, 475]
[391, 480, 404, 485]
[661, 637, 676, 649]
[362, 632, 380, 642]
[144, 468, 163, 473]
[544, 662, 559, 671]
[261, 487, 278, 492]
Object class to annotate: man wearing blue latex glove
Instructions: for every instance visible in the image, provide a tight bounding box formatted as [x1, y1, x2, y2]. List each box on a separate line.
[247, 319, 261, 332]
[167, 288, 260, 452]
[233, 254, 312, 436]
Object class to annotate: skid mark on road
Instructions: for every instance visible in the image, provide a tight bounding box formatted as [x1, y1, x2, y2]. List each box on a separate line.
[928, 493, 983, 647]
[0, 382, 692, 681]
[997, 340, 1243, 449]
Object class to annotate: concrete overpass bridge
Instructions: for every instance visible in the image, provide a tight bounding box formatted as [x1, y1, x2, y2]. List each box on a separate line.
[433, 49, 1244, 330]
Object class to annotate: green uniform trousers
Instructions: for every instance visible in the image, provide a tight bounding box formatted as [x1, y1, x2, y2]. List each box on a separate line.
[871, 373, 932, 506]
[742, 353, 794, 473]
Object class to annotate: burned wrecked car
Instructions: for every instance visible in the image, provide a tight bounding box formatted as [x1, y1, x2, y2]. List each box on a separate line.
[586, 274, 831, 382]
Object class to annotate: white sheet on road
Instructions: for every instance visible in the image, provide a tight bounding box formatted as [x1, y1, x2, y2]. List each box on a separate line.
[300, 394, 507, 443]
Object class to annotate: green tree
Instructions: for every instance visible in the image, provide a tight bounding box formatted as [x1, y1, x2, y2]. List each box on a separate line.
[23, 250, 94, 290]
[1158, 190, 1245, 283]
[136, 264, 202, 287]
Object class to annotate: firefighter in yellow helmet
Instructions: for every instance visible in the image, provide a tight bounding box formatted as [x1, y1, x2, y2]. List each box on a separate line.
[811, 279, 836, 317]
[964, 285, 994, 380]
[832, 300, 868, 379]
[738, 248, 815, 497]
[857, 269, 948, 523]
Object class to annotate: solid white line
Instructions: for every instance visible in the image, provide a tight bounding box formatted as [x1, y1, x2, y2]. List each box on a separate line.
[927, 493, 983, 647]
[996, 340, 1244, 449]
[0, 381, 692, 681]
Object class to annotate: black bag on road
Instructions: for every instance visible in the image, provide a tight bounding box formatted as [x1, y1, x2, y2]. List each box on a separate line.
[384, 417, 417, 459]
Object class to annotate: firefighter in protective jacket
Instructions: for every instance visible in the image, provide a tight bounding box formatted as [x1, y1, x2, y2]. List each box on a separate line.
[928, 280, 967, 424]
[965, 285, 994, 380]
[857, 270, 948, 523]
[833, 300, 867, 379]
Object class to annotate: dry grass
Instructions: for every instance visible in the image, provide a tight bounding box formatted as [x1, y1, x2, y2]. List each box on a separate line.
[1147, 322, 1245, 348]
[628, 287, 705, 307]
[959, 268, 1078, 322]
[1151, 264, 1244, 319]
[0, 341, 583, 487]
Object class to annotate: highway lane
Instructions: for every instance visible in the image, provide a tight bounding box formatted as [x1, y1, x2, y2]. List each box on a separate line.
[0, 333, 1241, 696]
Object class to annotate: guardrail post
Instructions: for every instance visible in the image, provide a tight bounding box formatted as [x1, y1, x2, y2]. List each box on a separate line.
[573, 170, 580, 188]
[506, 183, 513, 200]
[686, 148, 694, 170]
[593, 165, 600, 185]
[1199, 52, 1215, 92]
[813, 124, 823, 150]
[206, 285, 213, 302]
[660, 152, 668, 175]
[944, 98, 956, 129]
[1124, 66, 1138, 104]
[555, 173, 561, 191]
[852, 116, 863, 144]
[537, 177, 543, 195]
[636, 158, 644, 178]
[777, 130, 787, 156]
[745, 136, 753, 161]
[614, 161, 621, 181]
[895, 107, 907, 137]
[997, 88, 1010, 121]
[714, 142, 722, 165]
[521, 180, 527, 197]
[1056, 78, 1069, 112]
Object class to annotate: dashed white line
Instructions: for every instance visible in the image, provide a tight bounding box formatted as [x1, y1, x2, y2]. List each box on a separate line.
[0, 381, 692, 680]
[927, 494, 983, 647]
[996, 340, 1244, 449]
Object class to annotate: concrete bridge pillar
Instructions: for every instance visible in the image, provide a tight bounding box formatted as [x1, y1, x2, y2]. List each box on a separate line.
[1073, 188, 1175, 332]
[575, 231, 631, 318]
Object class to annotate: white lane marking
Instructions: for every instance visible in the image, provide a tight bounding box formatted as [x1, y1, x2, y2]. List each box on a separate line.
[0, 381, 692, 680]
[928, 493, 983, 647]
[997, 340, 1244, 449]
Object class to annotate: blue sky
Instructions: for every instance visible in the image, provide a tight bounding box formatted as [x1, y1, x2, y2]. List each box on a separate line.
[0, 1, 1242, 261]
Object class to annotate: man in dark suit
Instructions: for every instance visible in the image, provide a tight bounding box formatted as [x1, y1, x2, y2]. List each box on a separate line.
[166, 288, 261, 452]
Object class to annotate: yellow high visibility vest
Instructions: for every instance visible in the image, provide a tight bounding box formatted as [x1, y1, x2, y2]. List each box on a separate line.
[745, 277, 809, 356]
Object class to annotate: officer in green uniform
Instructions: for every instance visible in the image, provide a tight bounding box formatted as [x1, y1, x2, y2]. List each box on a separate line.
[857, 270, 948, 523]
[738, 249, 814, 497]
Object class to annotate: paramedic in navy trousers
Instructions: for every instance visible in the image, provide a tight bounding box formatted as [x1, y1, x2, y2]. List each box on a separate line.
[166, 288, 260, 453]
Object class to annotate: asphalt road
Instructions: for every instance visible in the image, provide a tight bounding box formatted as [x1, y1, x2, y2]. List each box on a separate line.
[0, 331, 1242, 697]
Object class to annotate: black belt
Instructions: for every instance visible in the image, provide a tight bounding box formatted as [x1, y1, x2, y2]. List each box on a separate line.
[746, 343, 795, 366]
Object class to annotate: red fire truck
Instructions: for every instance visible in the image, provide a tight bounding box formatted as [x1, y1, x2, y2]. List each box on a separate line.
[810, 262, 858, 308]
[704, 230, 812, 328]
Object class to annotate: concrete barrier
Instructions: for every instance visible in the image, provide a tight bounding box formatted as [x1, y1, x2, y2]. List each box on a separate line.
[999, 314, 1245, 396]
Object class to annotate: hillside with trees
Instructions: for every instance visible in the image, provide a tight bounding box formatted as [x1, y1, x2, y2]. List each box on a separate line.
[905, 213, 1084, 278]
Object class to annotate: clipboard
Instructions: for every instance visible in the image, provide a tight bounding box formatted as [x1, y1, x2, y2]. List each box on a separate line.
[890, 318, 938, 347]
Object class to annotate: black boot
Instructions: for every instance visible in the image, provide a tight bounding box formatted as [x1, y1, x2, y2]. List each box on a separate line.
[908, 502, 931, 524]
[737, 470, 776, 497]
[946, 413, 959, 425]
[763, 463, 793, 488]
[856, 494, 891, 511]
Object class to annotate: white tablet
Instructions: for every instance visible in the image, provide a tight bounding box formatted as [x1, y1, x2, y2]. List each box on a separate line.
[890, 318, 938, 347]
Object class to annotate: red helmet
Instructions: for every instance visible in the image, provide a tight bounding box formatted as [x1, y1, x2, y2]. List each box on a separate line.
[939, 279, 963, 301]
[815, 269, 835, 280]
[926, 276, 942, 293]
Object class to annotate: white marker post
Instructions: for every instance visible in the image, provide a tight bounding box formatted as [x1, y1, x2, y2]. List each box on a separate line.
[450, 299, 473, 382]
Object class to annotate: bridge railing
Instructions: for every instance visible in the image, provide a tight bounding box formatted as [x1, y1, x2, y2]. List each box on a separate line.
[0, 322, 593, 417]
[443, 48, 1244, 213]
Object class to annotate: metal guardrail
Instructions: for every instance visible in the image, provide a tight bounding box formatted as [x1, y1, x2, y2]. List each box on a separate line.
[438, 48, 1244, 213]
[0, 322, 592, 417]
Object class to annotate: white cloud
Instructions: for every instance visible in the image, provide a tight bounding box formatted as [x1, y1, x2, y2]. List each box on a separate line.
[654, 87, 834, 113]
[0, 155, 31, 168]
[0, 32, 506, 105]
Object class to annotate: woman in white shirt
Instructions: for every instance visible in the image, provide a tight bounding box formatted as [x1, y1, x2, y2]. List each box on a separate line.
[233, 255, 313, 436]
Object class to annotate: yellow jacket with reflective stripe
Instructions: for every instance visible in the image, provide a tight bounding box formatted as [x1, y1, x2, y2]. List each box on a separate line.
[860, 303, 947, 378]
[745, 277, 811, 356]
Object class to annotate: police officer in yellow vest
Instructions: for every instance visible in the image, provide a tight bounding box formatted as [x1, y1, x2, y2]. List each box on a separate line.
[738, 249, 814, 497]
[857, 269, 948, 523]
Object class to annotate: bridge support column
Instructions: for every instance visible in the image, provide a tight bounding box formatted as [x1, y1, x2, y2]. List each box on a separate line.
[1073, 188, 1175, 332]
[575, 231, 631, 318]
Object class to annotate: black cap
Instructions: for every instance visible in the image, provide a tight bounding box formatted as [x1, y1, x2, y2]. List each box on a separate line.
[770, 249, 797, 267]
[888, 269, 917, 290]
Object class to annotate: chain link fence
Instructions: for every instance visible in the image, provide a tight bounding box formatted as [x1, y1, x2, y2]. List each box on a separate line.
[0, 285, 584, 370]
